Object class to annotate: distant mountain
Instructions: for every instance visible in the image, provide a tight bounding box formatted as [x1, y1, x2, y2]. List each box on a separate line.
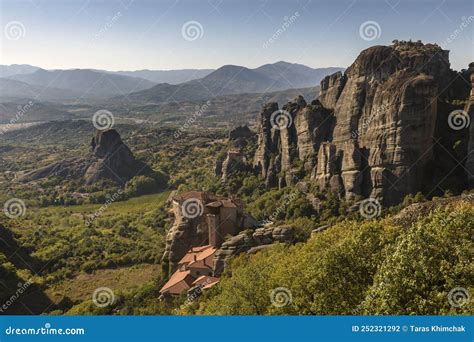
[0, 100, 73, 123]
[255, 62, 343, 89]
[0, 64, 40, 78]
[125, 62, 343, 103]
[0, 78, 81, 102]
[8, 69, 156, 98]
[110, 69, 214, 84]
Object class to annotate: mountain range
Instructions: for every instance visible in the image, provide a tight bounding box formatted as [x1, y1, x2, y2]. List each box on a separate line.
[0, 63, 343, 103]
[123, 62, 343, 104]
[109, 69, 214, 84]
[0, 64, 40, 78]
[7, 69, 156, 99]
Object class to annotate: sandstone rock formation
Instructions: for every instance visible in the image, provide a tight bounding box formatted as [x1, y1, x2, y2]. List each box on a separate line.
[19, 129, 159, 186]
[215, 125, 255, 181]
[220, 150, 248, 182]
[162, 191, 258, 273]
[253, 42, 472, 205]
[213, 225, 294, 275]
[84, 129, 153, 185]
[253, 97, 333, 188]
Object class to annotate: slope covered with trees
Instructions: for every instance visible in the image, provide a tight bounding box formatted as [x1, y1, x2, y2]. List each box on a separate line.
[187, 201, 473, 315]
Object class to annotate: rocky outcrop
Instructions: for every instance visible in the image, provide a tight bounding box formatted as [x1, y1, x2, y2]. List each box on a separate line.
[215, 125, 255, 181]
[389, 194, 474, 228]
[213, 225, 294, 275]
[253, 42, 472, 205]
[253, 96, 333, 188]
[319, 71, 346, 110]
[220, 150, 248, 182]
[84, 129, 154, 185]
[253, 102, 280, 180]
[213, 154, 225, 177]
[162, 191, 258, 273]
[19, 129, 159, 186]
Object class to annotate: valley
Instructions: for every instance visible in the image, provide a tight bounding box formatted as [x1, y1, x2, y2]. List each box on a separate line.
[0, 41, 472, 316]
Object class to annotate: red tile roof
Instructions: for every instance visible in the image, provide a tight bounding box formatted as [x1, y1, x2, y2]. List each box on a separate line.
[160, 270, 195, 294]
[192, 275, 219, 287]
[202, 279, 220, 290]
[161, 245, 220, 296]
[178, 245, 217, 267]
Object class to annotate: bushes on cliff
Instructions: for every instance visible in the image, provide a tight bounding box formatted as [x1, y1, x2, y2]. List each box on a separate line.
[361, 202, 473, 315]
[196, 202, 473, 315]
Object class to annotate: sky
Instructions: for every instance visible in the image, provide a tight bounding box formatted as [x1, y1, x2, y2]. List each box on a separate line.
[0, 0, 473, 71]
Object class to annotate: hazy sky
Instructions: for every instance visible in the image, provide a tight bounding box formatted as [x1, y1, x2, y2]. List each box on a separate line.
[0, 0, 473, 71]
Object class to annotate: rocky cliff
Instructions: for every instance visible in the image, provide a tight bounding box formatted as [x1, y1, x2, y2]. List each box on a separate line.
[215, 125, 255, 182]
[162, 191, 258, 274]
[253, 42, 472, 205]
[83, 129, 154, 185]
[213, 225, 294, 275]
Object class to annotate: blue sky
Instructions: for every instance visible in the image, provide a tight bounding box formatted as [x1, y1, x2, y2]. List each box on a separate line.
[0, 0, 472, 71]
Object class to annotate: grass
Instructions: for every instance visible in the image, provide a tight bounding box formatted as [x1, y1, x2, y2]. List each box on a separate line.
[3, 191, 171, 284]
[33, 191, 171, 215]
[46, 264, 161, 304]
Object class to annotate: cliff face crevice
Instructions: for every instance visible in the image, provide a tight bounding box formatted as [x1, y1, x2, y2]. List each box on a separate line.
[253, 42, 472, 205]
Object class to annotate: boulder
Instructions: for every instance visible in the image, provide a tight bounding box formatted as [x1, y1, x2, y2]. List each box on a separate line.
[213, 225, 294, 275]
